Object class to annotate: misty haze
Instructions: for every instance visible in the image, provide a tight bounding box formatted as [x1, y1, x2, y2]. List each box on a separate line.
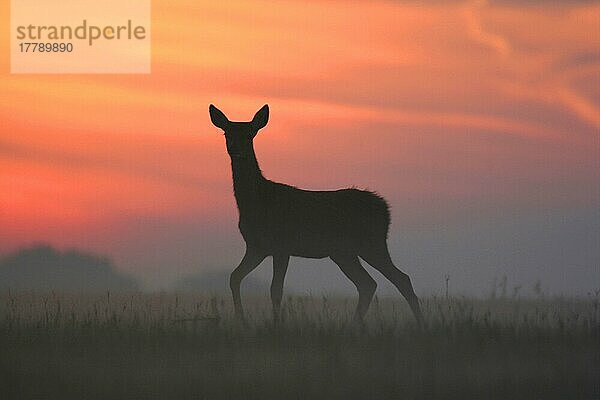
[1, 0, 598, 399]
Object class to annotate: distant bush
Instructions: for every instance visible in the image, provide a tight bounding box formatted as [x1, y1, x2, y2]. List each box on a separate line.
[0, 244, 137, 291]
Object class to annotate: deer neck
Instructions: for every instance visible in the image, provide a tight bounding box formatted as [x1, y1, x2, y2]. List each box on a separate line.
[230, 147, 266, 214]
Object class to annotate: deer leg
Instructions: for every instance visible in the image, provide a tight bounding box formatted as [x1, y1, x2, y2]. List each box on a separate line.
[330, 254, 376, 321]
[230, 247, 266, 320]
[361, 244, 423, 324]
[271, 254, 290, 323]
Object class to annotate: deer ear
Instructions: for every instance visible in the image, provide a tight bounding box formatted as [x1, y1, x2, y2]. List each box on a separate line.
[209, 104, 229, 129]
[251, 104, 269, 131]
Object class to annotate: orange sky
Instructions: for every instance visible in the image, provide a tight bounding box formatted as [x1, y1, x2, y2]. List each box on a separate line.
[0, 0, 598, 291]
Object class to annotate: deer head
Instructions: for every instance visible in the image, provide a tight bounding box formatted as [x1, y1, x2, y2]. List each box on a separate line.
[209, 104, 269, 159]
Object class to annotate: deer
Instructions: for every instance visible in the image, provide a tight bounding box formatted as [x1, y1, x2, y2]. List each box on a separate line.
[209, 104, 423, 324]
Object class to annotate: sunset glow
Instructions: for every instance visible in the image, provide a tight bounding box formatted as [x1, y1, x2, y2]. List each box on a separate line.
[1, 0, 598, 291]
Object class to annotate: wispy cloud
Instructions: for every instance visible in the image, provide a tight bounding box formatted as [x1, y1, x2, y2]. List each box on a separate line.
[0, 0, 598, 280]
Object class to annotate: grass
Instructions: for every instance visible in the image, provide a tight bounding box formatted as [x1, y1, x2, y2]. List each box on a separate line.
[0, 292, 598, 399]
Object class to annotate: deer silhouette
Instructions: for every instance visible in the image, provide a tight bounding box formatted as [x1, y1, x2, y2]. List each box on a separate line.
[209, 104, 423, 324]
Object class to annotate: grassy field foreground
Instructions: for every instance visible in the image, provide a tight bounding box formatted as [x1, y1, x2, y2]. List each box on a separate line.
[0, 292, 598, 399]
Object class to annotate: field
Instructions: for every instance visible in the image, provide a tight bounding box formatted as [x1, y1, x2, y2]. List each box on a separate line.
[0, 292, 598, 399]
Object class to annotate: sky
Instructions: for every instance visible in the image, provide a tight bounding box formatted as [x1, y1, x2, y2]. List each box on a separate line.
[0, 0, 598, 295]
